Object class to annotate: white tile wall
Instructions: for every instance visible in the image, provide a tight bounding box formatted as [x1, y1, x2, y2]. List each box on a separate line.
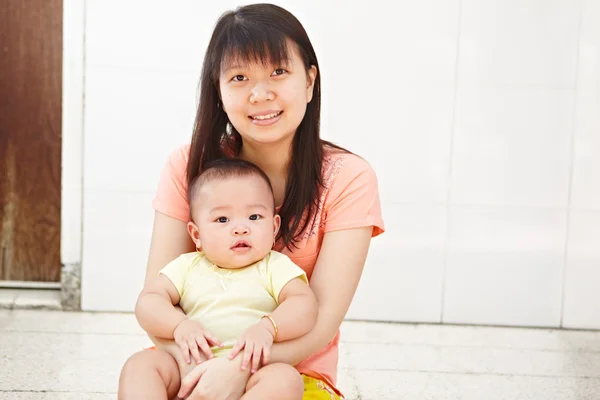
[570, 0, 600, 211]
[318, 0, 460, 90]
[81, 191, 155, 311]
[562, 211, 600, 329]
[443, 206, 566, 327]
[318, 0, 460, 204]
[347, 204, 447, 323]
[76, 0, 600, 330]
[85, 1, 221, 71]
[458, 0, 581, 89]
[84, 66, 198, 192]
[450, 87, 574, 208]
[362, 87, 455, 205]
[561, 0, 600, 330]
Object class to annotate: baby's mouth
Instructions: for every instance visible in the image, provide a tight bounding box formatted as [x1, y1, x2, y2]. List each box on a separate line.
[231, 240, 251, 249]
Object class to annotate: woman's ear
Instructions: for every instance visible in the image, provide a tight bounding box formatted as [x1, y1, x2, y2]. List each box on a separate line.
[187, 221, 202, 250]
[306, 65, 317, 103]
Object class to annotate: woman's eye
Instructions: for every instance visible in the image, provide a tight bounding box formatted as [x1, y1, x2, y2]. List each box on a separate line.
[232, 75, 246, 82]
[272, 68, 287, 76]
[249, 214, 261, 221]
[217, 217, 228, 223]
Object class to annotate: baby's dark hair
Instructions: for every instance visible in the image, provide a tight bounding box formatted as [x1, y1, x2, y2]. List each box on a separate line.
[188, 159, 275, 219]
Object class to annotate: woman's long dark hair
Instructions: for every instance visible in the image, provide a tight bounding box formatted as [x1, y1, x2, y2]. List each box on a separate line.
[187, 3, 346, 249]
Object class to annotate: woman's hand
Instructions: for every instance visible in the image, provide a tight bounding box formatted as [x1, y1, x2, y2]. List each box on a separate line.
[178, 355, 251, 400]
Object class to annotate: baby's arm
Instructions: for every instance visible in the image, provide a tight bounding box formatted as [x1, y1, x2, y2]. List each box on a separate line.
[265, 277, 318, 342]
[135, 274, 185, 339]
[136, 274, 222, 364]
[228, 277, 317, 372]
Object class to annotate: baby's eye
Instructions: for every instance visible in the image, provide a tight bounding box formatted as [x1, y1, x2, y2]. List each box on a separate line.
[249, 214, 262, 221]
[216, 217, 229, 223]
[232, 74, 247, 82]
[272, 68, 287, 76]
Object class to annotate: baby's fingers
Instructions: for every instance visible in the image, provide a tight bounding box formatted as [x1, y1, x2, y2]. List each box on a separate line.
[262, 345, 271, 366]
[196, 336, 214, 360]
[228, 339, 246, 360]
[204, 331, 223, 348]
[189, 340, 202, 364]
[242, 342, 254, 371]
[176, 340, 191, 364]
[251, 345, 263, 373]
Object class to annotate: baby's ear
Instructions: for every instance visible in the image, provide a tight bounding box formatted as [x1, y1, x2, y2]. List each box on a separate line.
[273, 214, 281, 238]
[187, 221, 202, 249]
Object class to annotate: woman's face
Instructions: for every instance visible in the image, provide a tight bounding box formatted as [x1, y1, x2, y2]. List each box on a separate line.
[219, 41, 317, 148]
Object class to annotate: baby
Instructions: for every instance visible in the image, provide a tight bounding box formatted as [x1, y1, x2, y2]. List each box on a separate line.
[135, 158, 318, 400]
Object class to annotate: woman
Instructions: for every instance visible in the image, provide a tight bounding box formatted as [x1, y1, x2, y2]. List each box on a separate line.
[119, 4, 384, 399]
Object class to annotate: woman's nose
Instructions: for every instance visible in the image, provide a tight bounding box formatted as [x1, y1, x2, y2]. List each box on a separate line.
[249, 83, 274, 103]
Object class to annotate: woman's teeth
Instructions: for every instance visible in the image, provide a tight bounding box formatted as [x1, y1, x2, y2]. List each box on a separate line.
[252, 111, 281, 120]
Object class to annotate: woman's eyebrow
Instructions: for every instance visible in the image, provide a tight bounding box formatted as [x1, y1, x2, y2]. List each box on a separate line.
[222, 64, 243, 73]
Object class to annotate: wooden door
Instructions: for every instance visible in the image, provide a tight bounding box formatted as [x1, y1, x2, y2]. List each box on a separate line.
[0, 1, 62, 282]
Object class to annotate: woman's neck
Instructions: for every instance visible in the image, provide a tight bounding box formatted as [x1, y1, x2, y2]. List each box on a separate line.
[238, 140, 290, 176]
[238, 140, 291, 207]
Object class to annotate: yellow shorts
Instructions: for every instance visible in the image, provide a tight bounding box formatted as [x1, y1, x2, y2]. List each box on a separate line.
[302, 375, 342, 399]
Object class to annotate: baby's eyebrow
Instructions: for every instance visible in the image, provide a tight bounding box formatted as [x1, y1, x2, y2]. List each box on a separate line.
[208, 205, 232, 214]
[247, 204, 268, 210]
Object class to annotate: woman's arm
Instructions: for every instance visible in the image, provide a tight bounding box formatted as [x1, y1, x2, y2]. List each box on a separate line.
[145, 211, 195, 284]
[267, 226, 373, 366]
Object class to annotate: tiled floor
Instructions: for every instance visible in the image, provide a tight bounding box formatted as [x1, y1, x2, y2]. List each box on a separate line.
[1, 309, 600, 399]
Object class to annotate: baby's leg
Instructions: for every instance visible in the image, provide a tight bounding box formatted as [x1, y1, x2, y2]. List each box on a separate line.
[118, 349, 180, 400]
[242, 363, 304, 400]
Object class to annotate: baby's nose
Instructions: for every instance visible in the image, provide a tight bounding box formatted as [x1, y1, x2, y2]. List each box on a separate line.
[233, 225, 249, 235]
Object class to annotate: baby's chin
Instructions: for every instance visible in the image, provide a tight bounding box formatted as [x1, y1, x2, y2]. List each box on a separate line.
[204, 250, 268, 270]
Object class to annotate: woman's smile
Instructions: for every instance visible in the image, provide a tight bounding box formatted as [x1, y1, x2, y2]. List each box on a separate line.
[249, 110, 283, 126]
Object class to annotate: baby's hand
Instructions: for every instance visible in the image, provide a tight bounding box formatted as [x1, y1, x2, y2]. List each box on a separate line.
[228, 318, 275, 373]
[173, 319, 223, 364]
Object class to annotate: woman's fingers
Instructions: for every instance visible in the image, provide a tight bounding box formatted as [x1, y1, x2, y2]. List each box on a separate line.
[178, 362, 207, 399]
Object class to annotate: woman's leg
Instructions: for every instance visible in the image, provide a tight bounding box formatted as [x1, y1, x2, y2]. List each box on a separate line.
[118, 349, 181, 400]
[242, 363, 304, 400]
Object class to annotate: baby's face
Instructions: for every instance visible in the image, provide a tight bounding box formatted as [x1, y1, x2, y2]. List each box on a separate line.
[189, 175, 279, 269]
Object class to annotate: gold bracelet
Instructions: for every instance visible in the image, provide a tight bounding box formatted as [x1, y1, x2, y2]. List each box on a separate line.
[263, 314, 278, 341]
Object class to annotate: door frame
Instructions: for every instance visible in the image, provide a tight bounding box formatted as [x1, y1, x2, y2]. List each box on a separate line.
[60, 0, 85, 310]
